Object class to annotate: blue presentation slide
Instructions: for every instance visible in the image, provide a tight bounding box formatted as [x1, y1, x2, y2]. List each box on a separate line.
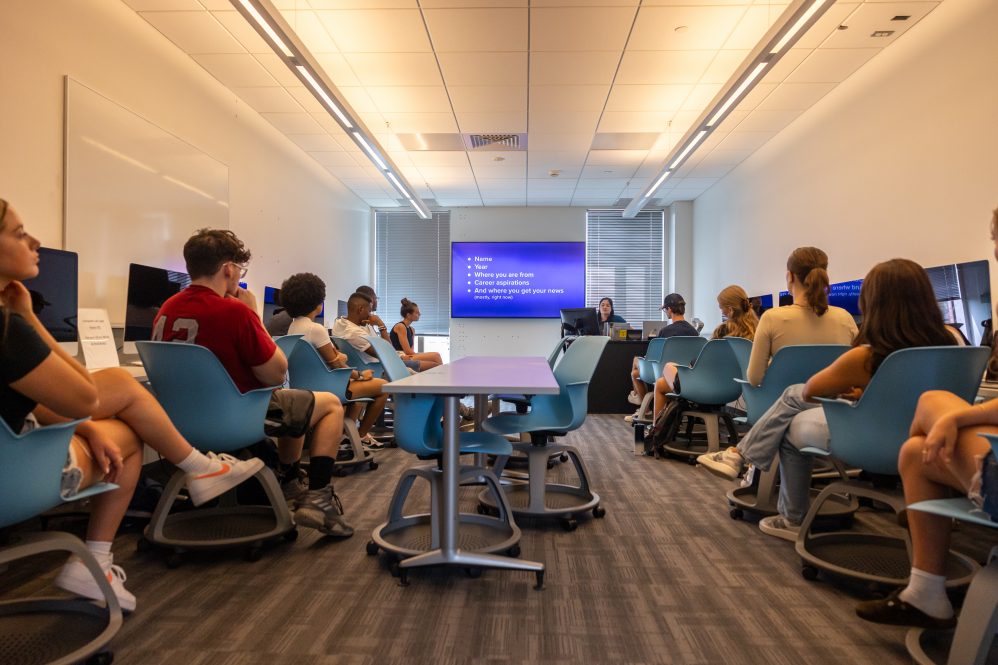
[451, 242, 585, 318]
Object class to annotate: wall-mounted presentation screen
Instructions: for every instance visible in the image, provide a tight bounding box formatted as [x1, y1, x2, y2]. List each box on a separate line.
[124, 263, 191, 343]
[451, 242, 585, 318]
[749, 293, 773, 316]
[828, 279, 863, 315]
[22, 247, 79, 354]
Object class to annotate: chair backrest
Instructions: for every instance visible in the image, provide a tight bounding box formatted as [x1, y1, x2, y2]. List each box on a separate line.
[364, 335, 412, 382]
[273, 334, 303, 358]
[0, 418, 84, 528]
[659, 335, 708, 368]
[331, 335, 382, 375]
[136, 341, 272, 452]
[537, 335, 609, 431]
[637, 337, 668, 384]
[726, 337, 753, 377]
[547, 338, 566, 369]
[822, 346, 989, 475]
[740, 344, 850, 424]
[675, 338, 743, 405]
[287, 341, 351, 399]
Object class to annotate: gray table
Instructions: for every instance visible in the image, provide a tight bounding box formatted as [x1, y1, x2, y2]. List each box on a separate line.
[382, 356, 559, 585]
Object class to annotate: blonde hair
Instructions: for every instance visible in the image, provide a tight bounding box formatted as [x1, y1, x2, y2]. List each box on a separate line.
[714, 285, 758, 340]
[991, 207, 998, 241]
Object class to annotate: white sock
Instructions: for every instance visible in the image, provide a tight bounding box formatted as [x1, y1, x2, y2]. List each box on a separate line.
[175, 449, 218, 475]
[899, 568, 954, 619]
[85, 540, 113, 570]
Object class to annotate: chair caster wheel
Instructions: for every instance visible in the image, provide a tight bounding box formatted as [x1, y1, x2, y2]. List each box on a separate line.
[801, 565, 819, 581]
[592, 506, 606, 519]
[561, 519, 578, 532]
[245, 545, 263, 562]
[136, 537, 152, 553]
[507, 544, 521, 558]
[477, 504, 488, 515]
[369, 461, 378, 470]
[284, 528, 299, 542]
[686, 457, 697, 466]
[398, 567, 409, 587]
[465, 567, 482, 579]
[333, 467, 347, 477]
[560, 453, 569, 463]
[729, 508, 743, 520]
[534, 570, 545, 590]
[86, 651, 114, 665]
[389, 558, 401, 578]
[366, 540, 379, 556]
[166, 552, 184, 569]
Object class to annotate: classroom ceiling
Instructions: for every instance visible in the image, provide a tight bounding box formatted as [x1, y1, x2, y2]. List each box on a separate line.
[126, 0, 938, 210]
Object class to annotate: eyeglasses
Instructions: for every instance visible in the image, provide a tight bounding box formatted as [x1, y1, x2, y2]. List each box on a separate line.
[228, 262, 249, 279]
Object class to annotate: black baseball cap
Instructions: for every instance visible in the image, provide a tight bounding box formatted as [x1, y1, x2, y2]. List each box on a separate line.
[661, 293, 685, 311]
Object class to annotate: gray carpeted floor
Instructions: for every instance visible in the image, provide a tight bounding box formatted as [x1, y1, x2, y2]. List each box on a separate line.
[3, 414, 996, 664]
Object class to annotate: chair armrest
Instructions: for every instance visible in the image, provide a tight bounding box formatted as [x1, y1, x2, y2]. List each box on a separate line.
[733, 378, 749, 385]
[565, 380, 588, 387]
[798, 446, 831, 457]
[813, 396, 856, 406]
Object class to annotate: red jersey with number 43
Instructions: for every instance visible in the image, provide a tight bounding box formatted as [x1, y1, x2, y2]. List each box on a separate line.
[153, 285, 277, 393]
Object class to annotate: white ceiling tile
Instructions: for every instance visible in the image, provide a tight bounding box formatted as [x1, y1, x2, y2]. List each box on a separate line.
[455, 111, 526, 133]
[598, 111, 673, 133]
[529, 110, 600, 134]
[468, 151, 526, 167]
[715, 131, 776, 151]
[193, 53, 278, 88]
[527, 166, 583, 179]
[414, 165, 475, 181]
[696, 147, 755, 165]
[700, 50, 751, 85]
[325, 165, 375, 179]
[686, 161, 736, 179]
[438, 198, 484, 206]
[766, 48, 812, 82]
[422, 0, 524, 6]
[343, 53, 444, 87]
[279, 10, 339, 53]
[285, 87, 327, 114]
[586, 150, 648, 166]
[316, 10, 431, 52]
[233, 86, 304, 113]
[310, 111, 357, 133]
[529, 85, 610, 112]
[526, 179, 578, 192]
[311, 53, 361, 87]
[794, 3, 862, 50]
[527, 134, 596, 152]
[124, 0, 203, 8]
[337, 87, 380, 112]
[381, 112, 459, 133]
[366, 87, 452, 113]
[306, 1, 419, 8]
[260, 112, 325, 134]
[252, 53, 301, 86]
[531, 52, 621, 85]
[471, 165, 527, 179]
[210, 11, 273, 54]
[289, 134, 344, 151]
[755, 82, 836, 111]
[605, 84, 692, 112]
[578, 174, 633, 186]
[674, 177, 718, 190]
[437, 52, 528, 87]
[617, 51, 716, 85]
[527, 149, 588, 165]
[140, 11, 244, 54]
[449, 86, 527, 113]
[309, 151, 359, 167]
[531, 7, 636, 52]
[571, 198, 618, 206]
[734, 82, 777, 111]
[629, 6, 748, 51]
[423, 9, 528, 52]
[823, 2, 936, 49]
[408, 151, 471, 167]
[784, 48, 880, 84]
[723, 4, 788, 50]
[680, 83, 722, 110]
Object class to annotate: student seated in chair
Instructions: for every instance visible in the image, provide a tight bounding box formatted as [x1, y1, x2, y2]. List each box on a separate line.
[0, 199, 263, 611]
[349, 285, 421, 372]
[698, 259, 957, 542]
[857, 207, 998, 630]
[649, 285, 758, 420]
[624, 293, 698, 420]
[153, 229, 352, 538]
[390, 298, 442, 371]
[282, 272, 389, 450]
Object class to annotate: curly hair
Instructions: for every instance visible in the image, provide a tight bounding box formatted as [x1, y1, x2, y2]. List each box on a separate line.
[183, 228, 251, 279]
[280, 273, 326, 318]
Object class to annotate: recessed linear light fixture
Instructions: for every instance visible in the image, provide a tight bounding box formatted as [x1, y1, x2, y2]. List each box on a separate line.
[230, 0, 431, 219]
[624, 0, 834, 218]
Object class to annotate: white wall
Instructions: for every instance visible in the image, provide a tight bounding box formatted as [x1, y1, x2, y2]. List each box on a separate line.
[450, 207, 587, 359]
[0, 0, 370, 315]
[691, 0, 998, 331]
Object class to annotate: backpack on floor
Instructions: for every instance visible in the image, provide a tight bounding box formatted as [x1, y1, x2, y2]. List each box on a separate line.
[647, 397, 688, 455]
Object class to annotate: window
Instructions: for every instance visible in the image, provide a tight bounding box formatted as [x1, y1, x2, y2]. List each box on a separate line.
[585, 209, 665, 323]
[375, 210, 451, 335]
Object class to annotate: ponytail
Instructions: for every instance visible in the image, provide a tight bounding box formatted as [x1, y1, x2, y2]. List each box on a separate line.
[787, 246, 830, 317]
[715, 285, 758, 340]
[400, 298, 417, 319]
[803, 267, 830, 316]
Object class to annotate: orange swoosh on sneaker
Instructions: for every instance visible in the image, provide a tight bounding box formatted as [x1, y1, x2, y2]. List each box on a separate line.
[193, 463, 230, 480]
[106, 572, 114, 582]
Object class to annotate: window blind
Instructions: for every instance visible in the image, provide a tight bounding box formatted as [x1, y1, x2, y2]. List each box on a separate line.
[375, 210, 451, 335]
[925, 264, 961, 301]
[585, 209, 665, 323]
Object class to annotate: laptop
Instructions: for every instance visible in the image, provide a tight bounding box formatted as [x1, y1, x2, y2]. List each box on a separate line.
[642, 320, 666, 340]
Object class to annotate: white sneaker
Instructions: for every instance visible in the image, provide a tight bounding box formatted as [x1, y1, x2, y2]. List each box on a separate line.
[54, 557, 136, 612]
[627, 391, 642, 406]
[697, 448, 744, 480]
[758, 515, 801, 542]
[360, 434, 386, 451]
[186, 453, 264, 507]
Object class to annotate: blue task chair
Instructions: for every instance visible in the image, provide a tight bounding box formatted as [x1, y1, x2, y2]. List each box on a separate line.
[906, 436, 998, 665]
[492, 338, 565, 415]
[363, 336, 523, 566]
[286, 341, 378, 473]
[331, 335, 383, 378]
[478, 335, 610, 531]
[660, 338, 744, 463]
[136, 341, 296, 566]
[631, 337, 667, 422]
[794, 346, 988, 588]
[727, 344, 854, 520]
[273, 333, 303, 358]
[0, 418, 122, 665]
[633, 336, 708, 427]
[727, 336, 753, 383]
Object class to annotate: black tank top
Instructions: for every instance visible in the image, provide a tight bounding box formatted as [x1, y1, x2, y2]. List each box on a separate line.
[390, 323, 413, 352]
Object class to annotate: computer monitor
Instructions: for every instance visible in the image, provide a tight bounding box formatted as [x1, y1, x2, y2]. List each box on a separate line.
[123, 263, 191, 353]
[778, 290, 792, 307]
[337, 299, 348, 318]
[828, 279, 863, 316]
[21, 247, 79, 355]
[749, 293, 774, 317]
[559, 307, 600, 336]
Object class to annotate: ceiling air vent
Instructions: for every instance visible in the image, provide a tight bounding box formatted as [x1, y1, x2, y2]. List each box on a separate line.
[462, 133, 527, 151]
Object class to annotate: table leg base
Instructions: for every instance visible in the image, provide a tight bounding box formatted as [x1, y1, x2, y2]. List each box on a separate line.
[398, 548, 545, 589]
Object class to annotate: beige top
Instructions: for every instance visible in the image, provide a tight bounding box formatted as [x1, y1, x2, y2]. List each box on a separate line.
[746, 304, 859, 386]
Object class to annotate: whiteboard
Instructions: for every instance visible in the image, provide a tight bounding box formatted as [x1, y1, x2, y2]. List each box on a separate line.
[64, 78, 228, 325]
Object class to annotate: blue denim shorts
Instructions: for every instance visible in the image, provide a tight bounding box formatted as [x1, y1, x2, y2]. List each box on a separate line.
[970, 450, 998, 522]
